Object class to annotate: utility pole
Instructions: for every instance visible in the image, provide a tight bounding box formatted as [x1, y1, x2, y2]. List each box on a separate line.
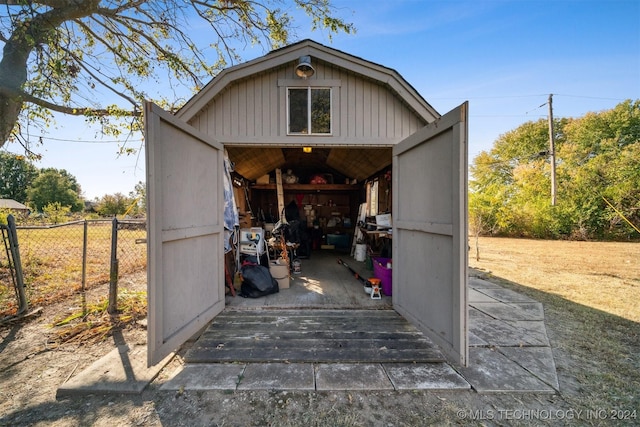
[548, 94, 556, 206]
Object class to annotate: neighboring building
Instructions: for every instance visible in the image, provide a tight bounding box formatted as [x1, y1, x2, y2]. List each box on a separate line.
[0, 199, 29, 215]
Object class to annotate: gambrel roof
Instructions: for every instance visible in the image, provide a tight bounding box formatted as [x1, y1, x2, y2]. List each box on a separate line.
[175, 39, 441, 181]
[177, 39, 439, 123]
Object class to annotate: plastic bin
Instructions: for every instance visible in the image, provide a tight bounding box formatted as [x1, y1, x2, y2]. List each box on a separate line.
[373, 257, 392, 296]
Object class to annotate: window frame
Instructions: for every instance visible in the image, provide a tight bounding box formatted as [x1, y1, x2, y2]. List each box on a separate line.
[286, 86, 332, 135]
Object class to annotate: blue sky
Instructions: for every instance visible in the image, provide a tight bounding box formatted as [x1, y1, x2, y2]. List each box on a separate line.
[5, 0, 639, 200]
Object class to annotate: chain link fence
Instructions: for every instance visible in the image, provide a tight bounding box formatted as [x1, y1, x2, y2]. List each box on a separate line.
[0, 217, 146, 318]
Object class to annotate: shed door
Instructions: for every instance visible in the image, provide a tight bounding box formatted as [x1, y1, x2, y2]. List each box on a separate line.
[145, 102, 226, 366]
[392, 102, 469, 366]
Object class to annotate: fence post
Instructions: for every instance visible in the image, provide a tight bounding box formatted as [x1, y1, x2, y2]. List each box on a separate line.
[108, 218, 119, 314]
[82, 219, 88, 293]
[7, 215, 28, 315]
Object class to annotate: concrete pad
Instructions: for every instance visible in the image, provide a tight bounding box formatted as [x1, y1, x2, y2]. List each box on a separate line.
[57, 345, 173, 397]
[473, 287, 537, 303]
[469, 277, 504, 289]
[468, 331, 489, 347]
[237, 363, 315, 390]
[161, 363, 246, 391]
[498, 347, 559, 391]
[471, 302, 545, 321]
[468, 288, 501, 303]
[458, 347, 556, 393]
[384, 363, 470, 390]
[315, 363, 394, 390]
[471, 319, 549, 347]
[469, 306, 494, 320]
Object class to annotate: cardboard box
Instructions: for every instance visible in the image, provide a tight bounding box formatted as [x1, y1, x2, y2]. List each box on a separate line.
[256, 174, 270, 184]
[269, 259, 289, 289]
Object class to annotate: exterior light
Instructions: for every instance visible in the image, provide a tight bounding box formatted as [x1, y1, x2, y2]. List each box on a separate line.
[303, 146, 312, 153]
[295, 56, 315, 79]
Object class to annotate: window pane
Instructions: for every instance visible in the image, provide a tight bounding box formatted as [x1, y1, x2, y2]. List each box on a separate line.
[288, 89, 308, 134]
[311, 88, 331, 134]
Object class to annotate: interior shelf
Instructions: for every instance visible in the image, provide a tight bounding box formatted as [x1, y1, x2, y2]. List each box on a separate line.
[251, 184, 359, 191]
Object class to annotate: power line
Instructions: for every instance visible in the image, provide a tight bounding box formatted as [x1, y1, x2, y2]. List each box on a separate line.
[31, 135, 143, 144]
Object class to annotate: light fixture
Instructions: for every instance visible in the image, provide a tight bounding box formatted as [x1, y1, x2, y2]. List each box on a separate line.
[295, 55, 315, 79]
[303, 146, 312, 153]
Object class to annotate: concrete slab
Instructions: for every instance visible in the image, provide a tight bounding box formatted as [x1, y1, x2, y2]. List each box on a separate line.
[468, 288, 501, 303]
[161, 363, 246, 391]
[471, 319, 549, 347]
[471, 302, 545, 321]
[457, 347, 556, 393]
[237, 363, 315, 390]
[57, 345, 173, 397]
[468, 331, 489, 347]
[315, 363, 394, 390]
[384, 363, 470, 390]
[469, 306, 494, 320]
[473, 287, 537, 303]
[498, 347, 559, 391]
[469, 277, 504, 289]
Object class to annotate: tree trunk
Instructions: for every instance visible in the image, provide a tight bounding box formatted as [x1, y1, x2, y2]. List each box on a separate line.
[0, 0, 101, 147]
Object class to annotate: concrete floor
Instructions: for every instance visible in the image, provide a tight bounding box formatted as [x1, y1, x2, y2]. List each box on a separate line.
[226, 249, 393, 309]
[58, 249, 560, 395]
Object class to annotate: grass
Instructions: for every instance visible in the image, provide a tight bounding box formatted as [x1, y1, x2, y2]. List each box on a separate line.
[0, 221, 146, 317]
[469, 237, 639, 419]
[470, 237, 640, 322]
[49, 290, 147, 346]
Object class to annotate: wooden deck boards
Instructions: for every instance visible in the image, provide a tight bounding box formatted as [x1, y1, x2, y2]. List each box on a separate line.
[185, 309, 445, 363]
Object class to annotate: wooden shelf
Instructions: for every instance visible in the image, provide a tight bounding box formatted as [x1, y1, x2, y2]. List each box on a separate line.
[251, 184, 359, 191]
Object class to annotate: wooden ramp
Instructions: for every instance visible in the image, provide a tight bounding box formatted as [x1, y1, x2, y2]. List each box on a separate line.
[185, 309, 445, 363]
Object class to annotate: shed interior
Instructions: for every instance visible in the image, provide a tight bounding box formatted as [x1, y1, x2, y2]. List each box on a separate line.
[227, 145, 393, 296]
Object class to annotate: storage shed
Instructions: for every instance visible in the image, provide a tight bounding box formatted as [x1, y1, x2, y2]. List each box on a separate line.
[144, 40, 468, 367]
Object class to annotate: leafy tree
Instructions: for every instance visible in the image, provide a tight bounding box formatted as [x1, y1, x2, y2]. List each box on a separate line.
[0, 1, 354, 150]
[42, 201, 71, 224]
[559, 100, 640, 238]
[470, 99, 640, 240]
[26, 168, 83, 212]
[128, 180, 146, 215]
[0, 151, 38, 201]
[95, 192, 133, 216]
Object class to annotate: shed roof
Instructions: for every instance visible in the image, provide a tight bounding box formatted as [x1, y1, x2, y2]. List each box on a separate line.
[176, 40, 440, 181]
[0, 199, 28, 210]
[177, 39, 439, 123]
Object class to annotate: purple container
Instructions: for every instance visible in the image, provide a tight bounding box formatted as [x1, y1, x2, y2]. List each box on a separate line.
[373, 257, 392, 296]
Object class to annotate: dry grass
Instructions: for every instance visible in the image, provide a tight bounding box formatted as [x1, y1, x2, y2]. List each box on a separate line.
[49, 290, 147, 346]
[470, 237, 640, 322]
[1, 222, 146, 317]
[469, 237, 640, 420]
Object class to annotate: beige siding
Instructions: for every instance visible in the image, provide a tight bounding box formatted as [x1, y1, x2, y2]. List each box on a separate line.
[189, 61, 426, 144]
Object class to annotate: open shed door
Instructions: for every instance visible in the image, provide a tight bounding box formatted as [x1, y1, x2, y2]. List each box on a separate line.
[392, 102, 469, 366]
[145, 102, 226, 366]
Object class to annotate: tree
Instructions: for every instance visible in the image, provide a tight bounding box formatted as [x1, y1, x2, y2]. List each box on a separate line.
[0, 1, 354, 150]
[42, 201, 71, 224]
[95, 192, 133, 216]
[0, 151, 38, 201]
[129, 180, 146, 215]
[26, 167, 83, 212]
[470, 99, 640, 240]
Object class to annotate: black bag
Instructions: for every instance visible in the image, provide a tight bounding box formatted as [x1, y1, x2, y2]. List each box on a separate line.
[240, 263, 279, 298]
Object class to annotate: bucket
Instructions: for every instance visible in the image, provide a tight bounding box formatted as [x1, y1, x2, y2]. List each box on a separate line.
[354, 244, 367, 262]
[292, 258, 302, 274]
[373, 257, 392, 296]
[269, 259, 289, 289]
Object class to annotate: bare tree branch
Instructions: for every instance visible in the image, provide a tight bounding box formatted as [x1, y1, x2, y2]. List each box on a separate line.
[0, 84, 140, 117]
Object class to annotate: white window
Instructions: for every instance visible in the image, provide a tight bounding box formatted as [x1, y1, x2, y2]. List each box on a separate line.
[287, 87, 331, 135]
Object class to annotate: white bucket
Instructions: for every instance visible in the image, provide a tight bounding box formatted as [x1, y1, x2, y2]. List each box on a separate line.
[354, 244, 367, 262]
[292, 258, 302, 274]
